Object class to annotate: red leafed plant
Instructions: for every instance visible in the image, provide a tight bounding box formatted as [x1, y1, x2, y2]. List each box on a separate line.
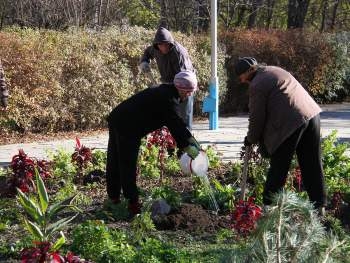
[71, 137, 92, 170]
[231, 197, 262, 237]
[146, 126, 176, 179]
[146, 126, 176, 150]
[293, 166, 302, 192]
[7, 149, 51, 194]
[20, 241, 89, 263]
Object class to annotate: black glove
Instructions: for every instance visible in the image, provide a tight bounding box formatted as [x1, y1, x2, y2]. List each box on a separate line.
[244, 136, 252, 147]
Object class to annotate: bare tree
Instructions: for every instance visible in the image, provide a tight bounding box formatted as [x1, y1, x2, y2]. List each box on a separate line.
[265, 0, 276, 28]
[330, 0, 340, 30]
[247, 0, 263, 28]
[287, 0, 310, 28]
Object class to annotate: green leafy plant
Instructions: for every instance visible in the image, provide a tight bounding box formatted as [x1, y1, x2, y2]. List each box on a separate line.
[48, 148, 77, 182]
[130, 211, 156, 244]
[16, 168, 79, 246]
[205, 145, 222, 169]
[135, 237, 186, 263]
[138, 142, 161, 179]
[151, 185, 182, 209]
[322, 130, 350, 197]
[192, 177, 235, 212]
[70, 220, 136, 263]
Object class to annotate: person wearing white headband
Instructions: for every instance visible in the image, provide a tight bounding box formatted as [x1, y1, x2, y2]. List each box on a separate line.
[105, 71, 200, 217]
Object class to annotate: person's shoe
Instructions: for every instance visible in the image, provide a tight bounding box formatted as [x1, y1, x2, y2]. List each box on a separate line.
[128, 201, 142, 216]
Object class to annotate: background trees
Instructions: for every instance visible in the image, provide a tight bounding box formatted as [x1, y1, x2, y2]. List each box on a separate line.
[0, 0, 349, 32]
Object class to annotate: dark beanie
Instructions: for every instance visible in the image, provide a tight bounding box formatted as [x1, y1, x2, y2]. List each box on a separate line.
[234, 57, 258, 75]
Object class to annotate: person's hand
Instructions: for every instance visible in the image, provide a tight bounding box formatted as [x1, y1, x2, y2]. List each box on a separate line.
[184, 145, 199, 160]
[188, 136, 201, 149]
[139, 61, 151, 73]
[244, 136, 252, 147]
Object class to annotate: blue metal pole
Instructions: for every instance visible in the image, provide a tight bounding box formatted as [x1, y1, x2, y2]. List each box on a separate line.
[209, 0, 218, 130]
[202, 0, 219, 130]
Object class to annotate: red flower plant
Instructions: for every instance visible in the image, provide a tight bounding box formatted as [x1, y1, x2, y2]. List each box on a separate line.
[293, 166, 302, 192]
[231, 197, 262, 237]
[146, 127, 176, 178]
[21, 241, 89, 263]
[71, 137, 93, 170]
[147, 126, 176, 150]
[8, 149, 52, 194]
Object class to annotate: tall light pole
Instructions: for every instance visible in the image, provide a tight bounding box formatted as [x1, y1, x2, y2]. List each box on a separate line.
[202, 0, 219, 130]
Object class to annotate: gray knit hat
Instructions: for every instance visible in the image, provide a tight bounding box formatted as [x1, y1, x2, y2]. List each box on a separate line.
[234, 57, 258, 75]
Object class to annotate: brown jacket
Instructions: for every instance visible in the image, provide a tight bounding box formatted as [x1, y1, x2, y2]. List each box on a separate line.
[247, 66, 321, 155]
[0, 60, 8, 108]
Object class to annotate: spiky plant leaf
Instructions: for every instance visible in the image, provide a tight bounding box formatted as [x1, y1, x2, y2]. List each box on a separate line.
[16, 187, 43, 222]
[51, 231, 66, 251]
[46, 214, 78, 239]
[35, 168, 49, 213]
[46, 195, 77, 219]
[24, 218, 44, 241]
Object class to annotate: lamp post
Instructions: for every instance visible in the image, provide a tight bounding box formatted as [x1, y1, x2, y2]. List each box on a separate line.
[202, 0, 219, 130]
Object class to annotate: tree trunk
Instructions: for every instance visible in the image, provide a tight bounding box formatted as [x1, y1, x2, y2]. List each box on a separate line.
[330, 0, 340, 30]
[159, 0, 168, 28]
[235, 6, 247, 27]
[287, 0, 310, 29]
[320, 0, 328, 32]
[247, 0, 263, 28]
[265, 0, 276, 29]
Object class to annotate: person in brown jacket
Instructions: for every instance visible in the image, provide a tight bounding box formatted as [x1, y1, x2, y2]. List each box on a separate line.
[235, 57, 326, 214]
[0, 60, 8, 111]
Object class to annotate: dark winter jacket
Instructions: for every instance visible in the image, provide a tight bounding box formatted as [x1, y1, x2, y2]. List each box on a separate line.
[247, 66, 321, 155]
[107, 84, 192, 149]
[0, 61, 8, 108]
[140, 27, 194, 83]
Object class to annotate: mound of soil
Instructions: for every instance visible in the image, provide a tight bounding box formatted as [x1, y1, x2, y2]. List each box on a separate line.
[153, 203, 230, 233]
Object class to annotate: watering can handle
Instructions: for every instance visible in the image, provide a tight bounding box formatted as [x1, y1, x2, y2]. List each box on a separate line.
[240, 145, 252, 200]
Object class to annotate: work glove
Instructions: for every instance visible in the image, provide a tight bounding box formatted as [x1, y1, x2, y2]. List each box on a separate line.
[244, 136, 252, 147]
[139, 61, 151, 73]
[184, 145, 199, 160]
[188, 136, 201, 149]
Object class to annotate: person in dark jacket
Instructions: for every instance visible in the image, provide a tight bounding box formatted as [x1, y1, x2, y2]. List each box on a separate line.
[139, 27, 195, 130]
[106, 71, 200, 216]
[236, 57, 326, 214]
[0, 60, 8, 111]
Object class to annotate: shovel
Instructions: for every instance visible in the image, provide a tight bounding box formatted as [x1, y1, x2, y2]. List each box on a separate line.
[239, 145, 252, 200]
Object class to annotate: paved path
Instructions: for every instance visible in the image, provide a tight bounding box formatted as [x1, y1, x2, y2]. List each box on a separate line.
[1, 103, 350, 167]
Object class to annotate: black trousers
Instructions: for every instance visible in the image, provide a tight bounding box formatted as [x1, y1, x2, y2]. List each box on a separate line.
[106, 125, 141, 203]
[263, 114, 327, 208]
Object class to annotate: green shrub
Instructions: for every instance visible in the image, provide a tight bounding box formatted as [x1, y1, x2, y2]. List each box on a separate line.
[0, 26, 219, 133]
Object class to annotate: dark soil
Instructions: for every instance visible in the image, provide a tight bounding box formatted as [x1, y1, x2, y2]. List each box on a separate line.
[153, 203, 230, 232]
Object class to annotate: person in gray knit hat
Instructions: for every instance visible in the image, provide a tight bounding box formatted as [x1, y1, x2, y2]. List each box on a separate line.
[0, 60, 8, 111]
[106, 71, 200, 217]
[139, 27, 195, 130]
[235, 57, 326, 216]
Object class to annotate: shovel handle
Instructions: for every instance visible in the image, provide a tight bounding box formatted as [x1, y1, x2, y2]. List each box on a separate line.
[240, 145, 252, 200]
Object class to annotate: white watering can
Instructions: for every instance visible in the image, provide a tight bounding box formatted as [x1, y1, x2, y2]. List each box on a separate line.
[179, 150, 209, 177]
